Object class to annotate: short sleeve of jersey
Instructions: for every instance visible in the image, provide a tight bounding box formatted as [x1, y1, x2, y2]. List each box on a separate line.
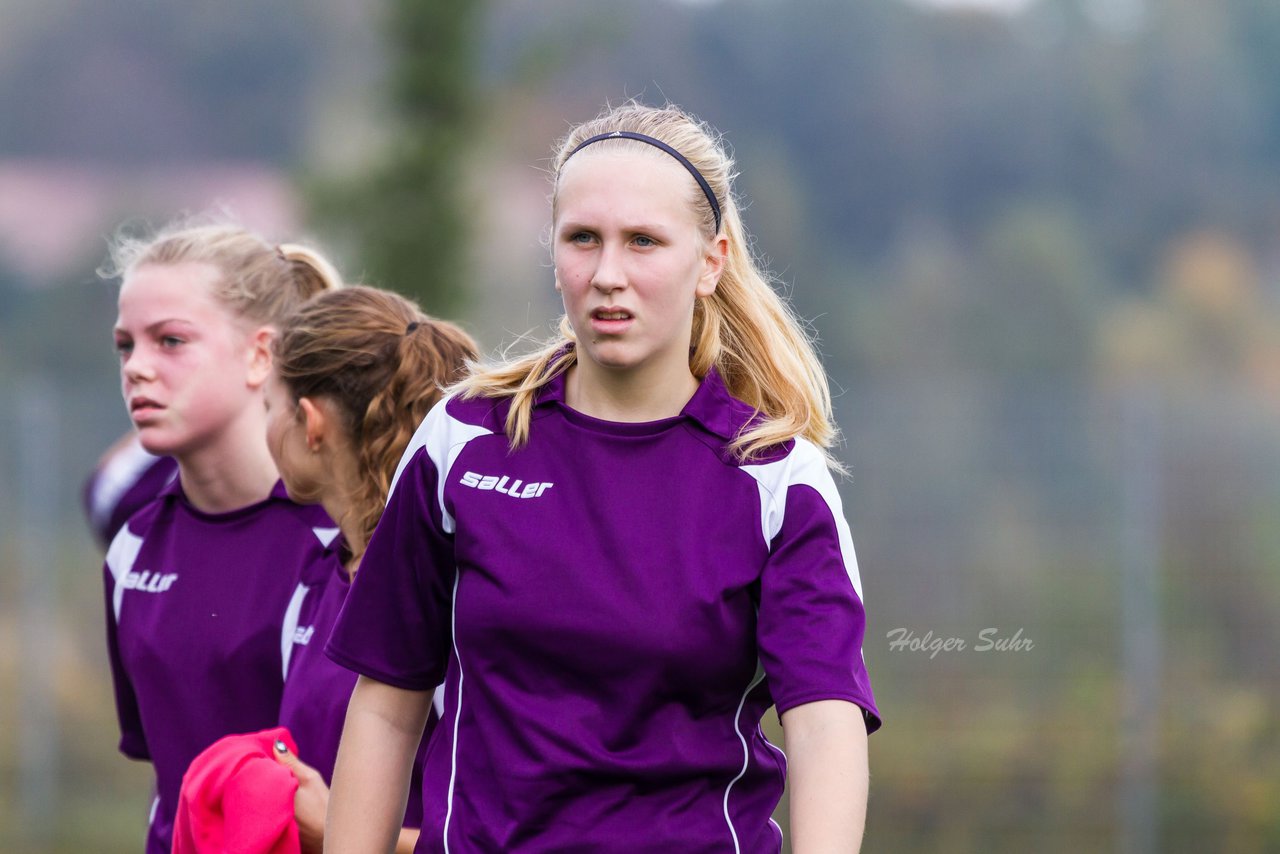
[104, 520, 151, 759]
[325, 410, 458, 691]
[753, 441, 882, 733]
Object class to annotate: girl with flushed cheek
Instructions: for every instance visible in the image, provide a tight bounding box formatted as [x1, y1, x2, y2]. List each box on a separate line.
[243, 285, 475, 854]
[101, 221, 345, 854]
[116, 260, 272, 478]
[325, 104, 881, 854]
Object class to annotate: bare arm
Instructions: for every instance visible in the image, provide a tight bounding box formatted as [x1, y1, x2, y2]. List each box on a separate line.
[325, 675, 432, 854]
[780, 699, 869, 853]
[274, 746, 421, 854]
[392, 828, 422, 854]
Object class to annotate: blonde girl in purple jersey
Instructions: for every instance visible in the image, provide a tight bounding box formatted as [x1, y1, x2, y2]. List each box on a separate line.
[327, 104, 879, 853]
[104, 220, 343, 853]
[261, 285, 477, 853]
[110, 222, 342, 501]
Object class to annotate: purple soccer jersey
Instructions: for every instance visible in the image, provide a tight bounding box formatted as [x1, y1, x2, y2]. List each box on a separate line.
[327, 368, 880, 853]
[279, 541, 434, 828]
[82, 437, 178, 549]
[104, 478, 336, 854]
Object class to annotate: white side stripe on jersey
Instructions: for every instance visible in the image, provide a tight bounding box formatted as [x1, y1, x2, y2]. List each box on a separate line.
[724, 663, 769, 854]
[739, 438, 865, 601]
[759, 728, 788, 844]
[280, 582, 310, 680]
[105, 526, 145, 622]
[443, 572, 464, 854]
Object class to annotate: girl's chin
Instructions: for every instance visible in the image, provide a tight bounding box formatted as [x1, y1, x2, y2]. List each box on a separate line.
[278, 475, 324, 506]
[135, 430, 180, 458]
[578, 341, 644, 370]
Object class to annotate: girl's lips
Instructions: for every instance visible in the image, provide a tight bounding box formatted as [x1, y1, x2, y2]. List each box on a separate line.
[590, 316, 633, 335]
[129, 398, 165, 422]
[590, 307, 634, 335]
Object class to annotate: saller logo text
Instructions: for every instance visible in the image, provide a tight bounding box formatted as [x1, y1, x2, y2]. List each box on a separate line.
[123, 571, 179, 593]
[460, 472, 553, 498]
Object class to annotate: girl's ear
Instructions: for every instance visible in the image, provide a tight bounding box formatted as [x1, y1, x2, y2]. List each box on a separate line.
[696, 234, 728, 299]
[246, 326, 275, 389]
[298, 397, 329, 452]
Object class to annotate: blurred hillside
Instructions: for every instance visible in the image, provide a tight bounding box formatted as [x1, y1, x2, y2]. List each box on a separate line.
[3, 0, 1280, 851]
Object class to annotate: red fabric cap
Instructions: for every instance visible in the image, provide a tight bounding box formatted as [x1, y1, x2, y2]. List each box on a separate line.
[172, 726, 301, 854]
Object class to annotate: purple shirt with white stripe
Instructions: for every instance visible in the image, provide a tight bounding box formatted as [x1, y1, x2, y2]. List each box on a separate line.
[279, 540, 434, 827]
[104, 478, 335, 854]
[327, 367, 880, 853]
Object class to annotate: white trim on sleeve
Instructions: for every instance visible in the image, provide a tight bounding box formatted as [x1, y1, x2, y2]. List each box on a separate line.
[740, 439, 864, 600]
[389, 397, 493, 535]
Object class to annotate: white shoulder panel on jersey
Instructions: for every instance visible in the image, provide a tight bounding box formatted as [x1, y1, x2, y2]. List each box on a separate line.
[739, 439, 864, 601]
[280, 582, 311, 680]
[389, 396, 493, 534]
[89, 439, 165, 530]
[312, 526, 340, 548]
[105, 525, 145, 622]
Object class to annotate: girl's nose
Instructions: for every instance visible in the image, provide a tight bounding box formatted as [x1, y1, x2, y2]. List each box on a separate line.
[590, 242, 627, 294]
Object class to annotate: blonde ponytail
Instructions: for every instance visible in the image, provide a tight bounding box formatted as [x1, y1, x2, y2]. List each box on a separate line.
[278, 243, 344, 304]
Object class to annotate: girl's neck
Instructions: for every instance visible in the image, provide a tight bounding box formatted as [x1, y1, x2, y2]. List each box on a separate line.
[566, 355, 699, 423]
[318, 458, 367, 579]
[323, 498, 366, 578]
[177, 411, 279, 514]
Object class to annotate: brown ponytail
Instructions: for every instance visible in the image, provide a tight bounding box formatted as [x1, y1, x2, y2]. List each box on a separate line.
[275, 286, 478, 559]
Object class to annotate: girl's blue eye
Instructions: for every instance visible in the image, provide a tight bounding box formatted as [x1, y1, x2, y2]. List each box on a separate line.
[570, 232, 594, 244]
[633, 235, 655, 247]
[161, 336, 184, 348]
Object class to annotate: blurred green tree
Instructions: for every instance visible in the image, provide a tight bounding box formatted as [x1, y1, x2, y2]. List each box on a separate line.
[310, 0, 483, 315]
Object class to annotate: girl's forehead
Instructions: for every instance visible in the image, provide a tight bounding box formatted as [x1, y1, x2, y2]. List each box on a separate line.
[559, 148, 694, 192]
[555, 149, 700, 219]
[118, 261, 229, 320]
[122, 260, 222, 293]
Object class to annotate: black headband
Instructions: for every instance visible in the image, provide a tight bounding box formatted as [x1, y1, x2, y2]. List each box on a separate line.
[565, 131, 722, 233]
